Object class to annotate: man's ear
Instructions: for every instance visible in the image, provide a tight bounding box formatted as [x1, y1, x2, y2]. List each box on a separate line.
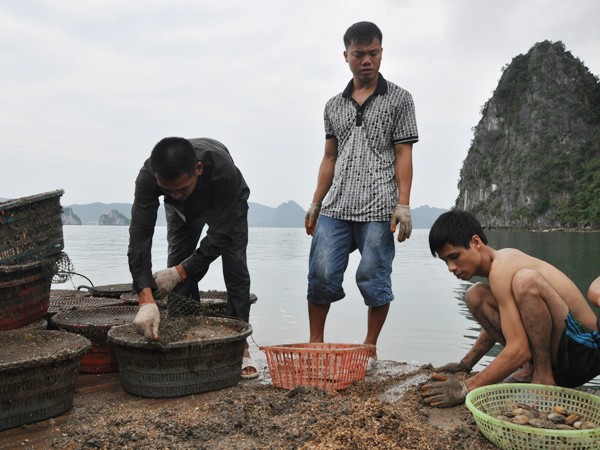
[471, 235, 483, 249]
[343, 50, 348, 63]
[195, 161, 203, 176]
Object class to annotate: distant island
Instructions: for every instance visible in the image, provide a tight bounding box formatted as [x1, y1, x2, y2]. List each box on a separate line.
[59, 201, 448, 229]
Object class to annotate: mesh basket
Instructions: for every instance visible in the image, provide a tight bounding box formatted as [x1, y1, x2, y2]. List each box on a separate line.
[0, 258, 55, 331]
[77, 283, 134, 298]
[260, 343, 375, 391]
[466, 383, 600, 450]
[0, 190, 64, 265]
[50, 306, 138, 373]
[0, 329, 91, 431]
[107, 316, 252, 398]
[48, 289, 128, 317]
[165, 290, 258, 318]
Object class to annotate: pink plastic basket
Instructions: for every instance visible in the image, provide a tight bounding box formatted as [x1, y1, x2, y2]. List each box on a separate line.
[261, 342, 374, 391]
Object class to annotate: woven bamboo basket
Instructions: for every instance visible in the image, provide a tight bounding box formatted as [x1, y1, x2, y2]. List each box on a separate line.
[0, 329, 91, 431]
[48, 289, 128, 317]
[0, 190, 64, 265]
[108, 316, 252, 398]
[50, 306, 138, 373]
[0, 259, 54, 331]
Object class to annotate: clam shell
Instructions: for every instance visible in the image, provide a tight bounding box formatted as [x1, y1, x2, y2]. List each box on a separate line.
[564, 413, 581, 426]
[580, 421, 597, 430]
[552, 405, 570, 416]
[512, 415, 530, 425]
[547, 413, 566, 423]
[528, 417, 556, 429]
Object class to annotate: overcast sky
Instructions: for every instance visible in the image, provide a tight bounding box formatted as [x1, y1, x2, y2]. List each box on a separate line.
[1, 0, 599, 209]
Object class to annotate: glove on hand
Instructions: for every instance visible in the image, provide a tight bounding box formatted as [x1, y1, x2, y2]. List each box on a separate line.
[390, 204, 412, 242]
[305, 203, 321, 236]
[153, 266, 183, 299]
[133, 303, 160, 341]
[421, 373, 468, 408]
[434, 360, 472, 373]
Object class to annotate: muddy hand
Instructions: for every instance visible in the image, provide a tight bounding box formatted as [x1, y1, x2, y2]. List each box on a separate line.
[305, 203, 321, 236]
[421, 373, 468, 407]
[433, 360, 471, 373]
[390, 205, 412, 242]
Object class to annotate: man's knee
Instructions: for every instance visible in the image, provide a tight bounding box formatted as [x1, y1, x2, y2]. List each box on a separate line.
[465, 282, 492, 311]
[589, 276, 600, 307]
[512, 269, 543, 303]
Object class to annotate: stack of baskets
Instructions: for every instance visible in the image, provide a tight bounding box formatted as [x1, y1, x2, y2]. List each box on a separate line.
[0, 191, 94, 431]
[0, 190, 65, 331]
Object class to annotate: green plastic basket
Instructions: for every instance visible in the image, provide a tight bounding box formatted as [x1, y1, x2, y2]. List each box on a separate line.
[466, 383, 600, 450]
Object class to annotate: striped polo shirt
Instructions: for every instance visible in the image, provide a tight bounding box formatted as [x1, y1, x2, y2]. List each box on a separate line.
[321, 73, 418, 222]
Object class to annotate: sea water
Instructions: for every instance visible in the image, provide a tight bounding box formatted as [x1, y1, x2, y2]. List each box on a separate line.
[54, 226, 600, 385]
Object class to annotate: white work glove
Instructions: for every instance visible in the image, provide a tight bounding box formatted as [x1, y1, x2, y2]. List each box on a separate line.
[305, 203, 321, 236]
[133, 303, 160, 341]
[390, 204, 412, 242]
[421, 373, 469, 408]
[153, 266, 183, 299]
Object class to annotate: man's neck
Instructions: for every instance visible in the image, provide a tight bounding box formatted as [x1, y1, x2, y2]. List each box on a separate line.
[352, 76, 378, 105]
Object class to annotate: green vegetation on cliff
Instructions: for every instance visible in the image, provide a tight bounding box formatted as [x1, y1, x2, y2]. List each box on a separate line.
[457, 40, 600, 229]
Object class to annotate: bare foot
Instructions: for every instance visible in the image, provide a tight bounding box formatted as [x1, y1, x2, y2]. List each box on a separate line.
[504, 363, 534, 383]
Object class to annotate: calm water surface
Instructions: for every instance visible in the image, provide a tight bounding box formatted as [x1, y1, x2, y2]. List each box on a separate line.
[55, 226, 600, 384]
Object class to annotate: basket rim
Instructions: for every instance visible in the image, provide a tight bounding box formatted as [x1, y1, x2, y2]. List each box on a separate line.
[0, 329, 92, 371]
[0, 258, 49, 273]
[0, 189, 64, 212]
[465, 383, 600, 437]
[260, 342, 376, 353]
[108, 316, 253, 348]
[50, 305, 138, 329]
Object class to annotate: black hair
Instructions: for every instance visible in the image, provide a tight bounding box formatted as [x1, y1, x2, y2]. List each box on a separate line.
[428, 210, 488, 257]
[343, 21, 382, 49]
[150, 137, 197, 180]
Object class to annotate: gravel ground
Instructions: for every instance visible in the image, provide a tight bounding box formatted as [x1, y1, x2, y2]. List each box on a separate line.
[37, 361, 497, 450]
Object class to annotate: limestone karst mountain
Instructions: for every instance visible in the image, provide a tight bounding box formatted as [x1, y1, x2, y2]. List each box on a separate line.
[456, 40, 600, 229]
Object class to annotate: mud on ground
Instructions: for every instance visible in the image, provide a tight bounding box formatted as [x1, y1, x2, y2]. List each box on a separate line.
[38, 361, 496, 450]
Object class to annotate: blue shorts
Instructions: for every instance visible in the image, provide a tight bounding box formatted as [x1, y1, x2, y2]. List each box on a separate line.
[307, 215, 395, 307]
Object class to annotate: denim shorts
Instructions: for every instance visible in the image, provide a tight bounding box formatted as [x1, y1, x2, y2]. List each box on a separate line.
[307, 214, 395, 307]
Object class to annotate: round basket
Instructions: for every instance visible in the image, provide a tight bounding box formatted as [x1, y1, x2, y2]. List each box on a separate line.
[108, 316, 252, 398]
[0, 259, 53, 331]
[50, 306, 138, 373]
[260, 342, 375, 391]
[0, 190, 64, 265]
[466, 383, 600, 450]
[0, 329, 91, 431]
[49, 290, 127, 317]
[77, 283, 133, 298]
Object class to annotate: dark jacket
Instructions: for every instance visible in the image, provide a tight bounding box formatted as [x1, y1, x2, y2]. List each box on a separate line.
[128, 138, 249, 293]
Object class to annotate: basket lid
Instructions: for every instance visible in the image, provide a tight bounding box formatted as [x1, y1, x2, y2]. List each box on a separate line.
[19, 318, 48, 331]
[77, 283, 133, 298]
[50, 305, 138, 331]
[200, 290, 258, 304]
[0, 189, 64, 212]
[0, 329, 91, 371]
[0, 258, 47, 274]
[108, 316, 252, 349]
[49, 290, 127, 315]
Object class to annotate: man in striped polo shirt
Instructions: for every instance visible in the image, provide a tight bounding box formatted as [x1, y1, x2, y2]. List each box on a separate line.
[305, 21, 418, 369]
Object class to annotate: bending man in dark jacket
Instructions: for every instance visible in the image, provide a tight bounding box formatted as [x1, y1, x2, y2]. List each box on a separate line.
[128, 136, 257, 378]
